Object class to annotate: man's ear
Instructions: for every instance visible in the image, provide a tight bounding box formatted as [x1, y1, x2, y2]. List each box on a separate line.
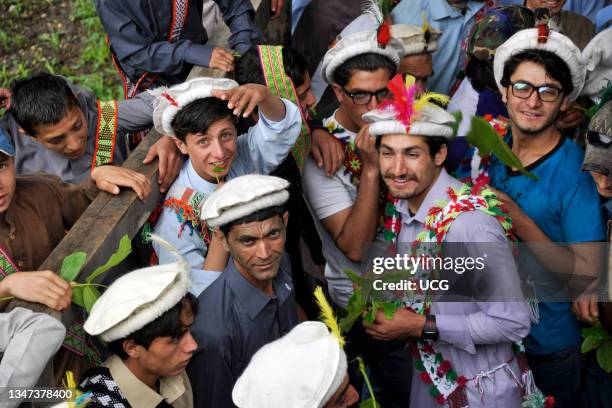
[332, 84, 344, 103]
[434, 143, 448, 167]
[560, 95, 570, 112]
[215, 229, 230, 252]
[282, 211, 289, 226]
[174, 137, 189, 155]
[502, 87, 509, 104]
[123, 339, 140, 359]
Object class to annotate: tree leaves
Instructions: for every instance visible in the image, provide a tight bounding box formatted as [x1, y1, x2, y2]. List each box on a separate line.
[597, 339, 612, 373]
[59, 252, 86, 282]
[83, 285, 100, 314]
[581, 323, 612, 373]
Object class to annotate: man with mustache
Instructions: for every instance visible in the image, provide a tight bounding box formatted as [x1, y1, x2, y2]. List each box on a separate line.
[151, 77, 300, 295]
[188, 175, 299, 408]
[360, 73, 532, 407]
[301, 30, 415, 407]
[487, 28, 606, 407]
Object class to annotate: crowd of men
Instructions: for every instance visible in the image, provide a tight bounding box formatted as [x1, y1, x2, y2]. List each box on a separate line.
[1, 0, 611, 407]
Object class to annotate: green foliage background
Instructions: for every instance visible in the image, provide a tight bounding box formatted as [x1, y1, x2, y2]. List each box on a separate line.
[0, 0, 121, 99]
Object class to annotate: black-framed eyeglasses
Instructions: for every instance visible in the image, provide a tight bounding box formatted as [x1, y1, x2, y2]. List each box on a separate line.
[510, 81, 563, 102]
[342, 87, 392, 105]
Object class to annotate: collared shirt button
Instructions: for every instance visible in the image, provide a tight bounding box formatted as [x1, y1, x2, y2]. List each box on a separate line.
[284, 282, 292, 291]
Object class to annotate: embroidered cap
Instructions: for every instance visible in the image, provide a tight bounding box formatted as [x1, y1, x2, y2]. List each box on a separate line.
[84, 235, 191, 342]
[200, 174, 290, 229]
[151, 77, 238, 137]
[320, 30, 400, 84]
[362, 74, 456, 138]
[493, 28, 586, 101]
[232, 321, 348, 408]
[0, 128, 15, 157]
[583, 99, 612, 175]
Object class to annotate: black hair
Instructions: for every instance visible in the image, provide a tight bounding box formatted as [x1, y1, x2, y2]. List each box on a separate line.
[234, 46, 309, 88]
[332, 53, 397, 87]
[9, 72, 80, 136]
[219, 204, 286, 236]
[500, 49, 573, 96]
[465, 55, 498, 92]
[108, 293, 198, 360]
[171, 97, 237, 142]
[0, 152, 11, 162]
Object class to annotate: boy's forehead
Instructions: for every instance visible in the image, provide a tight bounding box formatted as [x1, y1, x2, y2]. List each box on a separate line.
[230, 215, 284, 236]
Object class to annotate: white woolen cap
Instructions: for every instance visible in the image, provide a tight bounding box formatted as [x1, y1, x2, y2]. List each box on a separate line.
[493, 28, 586, 101]
[582, 29, 612, 103]
[320, 30, 400, 84]
[151, 77, 238, 137]
[200, 175, 290, 229]
[232, 321, 348, 408]
[83, 235, 191, 342]
[363, 104, 457, 138]
[390, 24, 441, 56]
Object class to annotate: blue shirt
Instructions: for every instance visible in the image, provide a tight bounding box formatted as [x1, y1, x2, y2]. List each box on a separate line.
[489, 135, 607, 354]
[188, 256, 298, 408]
[391, 0, 484, 94]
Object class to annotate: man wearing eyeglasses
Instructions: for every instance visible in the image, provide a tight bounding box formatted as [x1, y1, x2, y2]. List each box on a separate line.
[302, 31, 414, 407]
[487, 28, 607, 408]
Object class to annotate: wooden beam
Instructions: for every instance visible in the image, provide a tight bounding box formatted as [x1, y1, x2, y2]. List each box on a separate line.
[7, 131, 162, 314]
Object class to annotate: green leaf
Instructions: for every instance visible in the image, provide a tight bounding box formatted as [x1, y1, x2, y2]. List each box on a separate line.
[86, 235, 132, 283]
[213, 166, 225, 173]
[83, 285, 101, 314]
[343, 269, 365, 286]
[381, 302, 398, 320]
[582, 325, 609, 340]
[450, 111, 463, 138]
[359, 399, 380, 408]
[364, 302, 379, 325]
[466, 116, 538, 180]
[581, 335, 602, 353]
[339, 288, 367, 333]
[72, 286, 85, 307]
[596, 339, 612, 373]
[59, 252, 87, 282]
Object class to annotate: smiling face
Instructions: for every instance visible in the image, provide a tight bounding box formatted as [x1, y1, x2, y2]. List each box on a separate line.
[502, 61, 568, 136]
[175, 117, 238, 183]
[379, 134, 446, 208]
[32, 106, 88, 159]
[129, 299, 198, 378]
[221, 212, 288, 287]
[0, 154, 16, 214]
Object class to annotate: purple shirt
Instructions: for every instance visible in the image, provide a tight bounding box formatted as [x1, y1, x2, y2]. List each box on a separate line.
[397, 169, 531, 407]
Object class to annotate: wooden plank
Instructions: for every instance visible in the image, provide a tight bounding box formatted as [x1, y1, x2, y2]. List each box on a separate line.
[7, 130, 162, 314]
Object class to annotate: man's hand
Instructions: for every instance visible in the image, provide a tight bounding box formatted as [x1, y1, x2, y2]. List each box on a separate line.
[143, 135, 183, 193]
[91, 166, 152, 200]
[270, 0, 286, 19]
[355, 124, 378, 172]
[209, 47, 235, 72]
[363, 308, 426, 341]
[311, 128, 345, 176]
[572, 295, 599, 323]
[557, 102, 584, 130]
[0, 88, 10, 109]
[488, 187, 528, 228]
[212, 84, 272, 119]
[2, 271, 71, 311]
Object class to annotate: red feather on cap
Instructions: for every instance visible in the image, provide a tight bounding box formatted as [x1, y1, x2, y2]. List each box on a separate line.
[377, 19, 391, 47]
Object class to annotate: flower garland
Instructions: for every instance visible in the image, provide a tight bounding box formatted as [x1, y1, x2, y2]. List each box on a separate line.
[406, 182, 519, 405]
[324, 117, 402, 242]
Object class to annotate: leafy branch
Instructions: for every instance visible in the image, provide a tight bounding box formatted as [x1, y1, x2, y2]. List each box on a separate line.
[581, 323, 612, 373]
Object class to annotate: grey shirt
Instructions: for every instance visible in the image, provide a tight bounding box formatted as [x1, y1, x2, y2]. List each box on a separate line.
[1, 83, 154, 183]
[187, 255, 298, 408]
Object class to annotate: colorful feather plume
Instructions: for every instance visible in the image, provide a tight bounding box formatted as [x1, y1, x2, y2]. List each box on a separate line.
[380, 74, 418, 127]
[362, 0, 393, 47]
[314, 286, 345, 348]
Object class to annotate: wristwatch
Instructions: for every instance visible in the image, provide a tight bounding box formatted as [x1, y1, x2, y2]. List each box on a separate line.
[421, 314, 439, 341]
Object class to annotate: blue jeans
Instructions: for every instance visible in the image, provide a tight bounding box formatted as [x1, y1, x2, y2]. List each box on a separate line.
[527, 345, 585, 408]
